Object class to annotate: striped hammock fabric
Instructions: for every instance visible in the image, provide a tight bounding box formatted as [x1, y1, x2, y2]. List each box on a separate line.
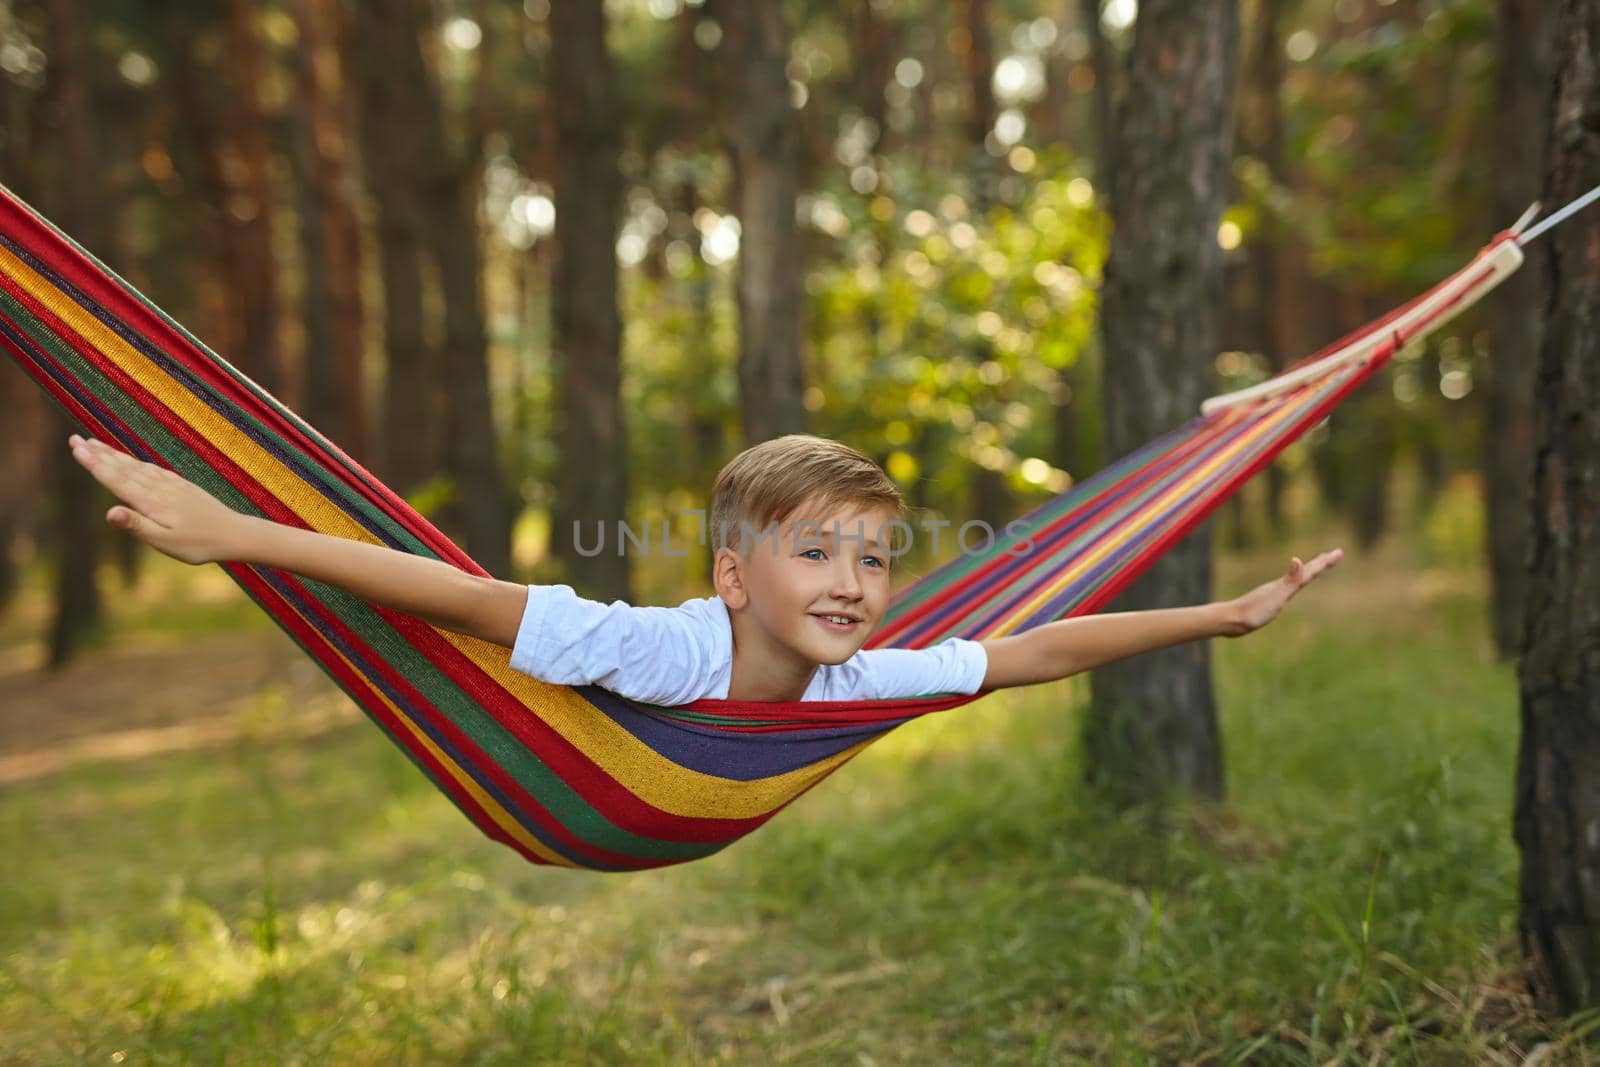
[0, 181, 1524, 871]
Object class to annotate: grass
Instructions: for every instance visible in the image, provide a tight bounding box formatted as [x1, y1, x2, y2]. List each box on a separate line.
[0, 520, 1594, 1064]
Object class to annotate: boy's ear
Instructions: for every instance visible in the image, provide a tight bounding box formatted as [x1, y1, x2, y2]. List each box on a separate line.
[712, 547, 749, 610]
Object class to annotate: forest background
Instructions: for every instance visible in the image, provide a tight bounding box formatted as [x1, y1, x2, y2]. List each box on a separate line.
[1, 0, 1588, 1063]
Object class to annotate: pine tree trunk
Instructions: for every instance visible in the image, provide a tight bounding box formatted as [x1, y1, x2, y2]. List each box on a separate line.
[288, 0, 369, 464]
[1486, 0, 1553, 658]
[384, 0, 512, 579]
[349, 0, 435, 496]
[225, 0, 285, 401]
[1242, 0, 1289, 534]
[725, 0, 806, 446]
[0, 24, 44, 618]
[1514, 0, 1600, 1017]
[548, 0, 630, 599]
[1085, 0, 1237, 807]
[40, 0, 105, 668]
[671, 9, 725, 516]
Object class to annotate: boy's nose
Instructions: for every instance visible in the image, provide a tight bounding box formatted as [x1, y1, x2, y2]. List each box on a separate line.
[830, 562, 862, 598]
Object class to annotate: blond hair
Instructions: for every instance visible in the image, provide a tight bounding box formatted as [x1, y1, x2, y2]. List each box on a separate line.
[709, 434, 904, 560]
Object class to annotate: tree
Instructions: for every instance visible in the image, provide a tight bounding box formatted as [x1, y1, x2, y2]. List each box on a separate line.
[1234, 0, 1289, 537]
[347, 0, 509, 575]
[155, 2, 284, 400]
[0, 1, 46, 617]
[548, 0, 630, 599]
[223, 0, 284, 400]
[348, 0, 436, 497]
[287, 0, 369, 463]
[1485, 0, 1553, 658]
[1513, 0, 1600, 1017]
[1084, 0, 1238, 806]
[39, 0, 108, 667]
[412, 1, 511, 579]
[724, 0, 806, 446]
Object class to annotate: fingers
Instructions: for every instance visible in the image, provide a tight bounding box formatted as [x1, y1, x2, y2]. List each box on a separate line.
[107, 505, 142, 533]
[69, 436, 169, 523]
[1295, 548, 1344, 584]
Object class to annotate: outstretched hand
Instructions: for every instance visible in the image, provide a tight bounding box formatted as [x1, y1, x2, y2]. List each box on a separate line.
[67, 434, 244, 566]
[1227, 548, 1344, 636]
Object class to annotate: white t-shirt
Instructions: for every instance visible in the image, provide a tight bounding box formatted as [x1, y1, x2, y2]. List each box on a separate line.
[508, 584, 988, 706]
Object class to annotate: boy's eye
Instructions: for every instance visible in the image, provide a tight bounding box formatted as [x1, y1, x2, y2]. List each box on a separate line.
[863, 555, 885, 568]
[800, 547, 825, 560]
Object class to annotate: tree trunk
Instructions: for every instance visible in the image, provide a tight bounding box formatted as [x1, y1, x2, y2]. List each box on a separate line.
[1514, 0, 1600, 1017]
[725, 0, 806, 446]
[225, 0, 285, 400]
[158, 4, 282, 399]
[288, 0, 369, 464]
[90, 62, 142, 591]
[392, 0, 512, 579]
[1085, 0, 1237, 807]
[40, 0, 105, 667]
[672, 7, 725, 518]
[1486, 0, 1553, 658]
[0, 15, 44, 618]
[548, 0, 629, 599]
[349, 0, 435, 496]
[1241, 0, 1289, 535]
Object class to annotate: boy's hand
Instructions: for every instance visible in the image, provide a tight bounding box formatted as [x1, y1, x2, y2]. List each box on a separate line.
[68, 434, 245, 566]
[1226, 548, 1344, 636]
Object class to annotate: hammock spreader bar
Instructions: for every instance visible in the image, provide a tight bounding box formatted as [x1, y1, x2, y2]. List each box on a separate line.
[0, 179, 1526, 870]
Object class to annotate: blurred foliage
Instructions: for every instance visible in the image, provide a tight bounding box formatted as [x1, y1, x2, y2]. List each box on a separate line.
[0, 0, 1510, 588]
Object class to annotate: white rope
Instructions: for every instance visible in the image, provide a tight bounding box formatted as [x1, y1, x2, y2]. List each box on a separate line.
[1519, 181, 1600, 244]
[1511, 200, 1542, 235]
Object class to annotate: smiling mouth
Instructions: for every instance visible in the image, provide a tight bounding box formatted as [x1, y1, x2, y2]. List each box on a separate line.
[812, 613, 862, 630]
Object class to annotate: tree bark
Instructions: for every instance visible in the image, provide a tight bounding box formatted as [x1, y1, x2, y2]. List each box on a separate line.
[398, 0, 511, 579]
[1085, 0, 1238, 807]
[1486, 0, 1554, 658]
[1241, 0, 1289, 534]
[225, 0, 285, 400]
[0, 11, 45, 617]
[547, 0, 629, 599]
[725, 0, 806, 446]
[348, 0, 435, 496]
[672, 4, 725, 511]
[40, 0, 105, 667]
[1514, 0, 1600, 1017]
[288, 0, 369, 464]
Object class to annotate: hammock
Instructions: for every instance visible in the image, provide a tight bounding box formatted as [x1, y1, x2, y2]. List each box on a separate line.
[0, 181, 1524, 871]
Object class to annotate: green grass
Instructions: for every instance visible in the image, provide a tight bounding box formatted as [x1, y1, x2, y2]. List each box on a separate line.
[0, 538, 1593, 1064]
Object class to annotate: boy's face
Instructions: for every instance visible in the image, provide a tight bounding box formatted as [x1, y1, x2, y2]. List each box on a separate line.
[717, 497, 899, 668]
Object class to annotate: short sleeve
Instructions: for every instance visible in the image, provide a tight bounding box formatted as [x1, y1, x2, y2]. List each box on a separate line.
[812, 638, 989, 701]
[507, 584, 726, 706]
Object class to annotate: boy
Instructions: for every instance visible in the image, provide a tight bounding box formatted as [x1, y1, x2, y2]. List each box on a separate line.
[65, 432, 1341, 704]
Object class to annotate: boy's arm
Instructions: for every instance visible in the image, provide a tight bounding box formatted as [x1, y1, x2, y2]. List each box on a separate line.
[68, 433, 529, 647]
[978, 549, 1342, 690]
[230, 515, 529, 646]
